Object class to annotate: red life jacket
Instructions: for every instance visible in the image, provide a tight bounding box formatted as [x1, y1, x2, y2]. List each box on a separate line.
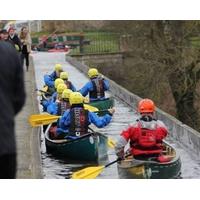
[130, 121, 163, 156]
[69, 107, 88, 137]
[89, 77, 105, 99]
[57, 100, 71, 115]
[138, 127, 157, 148]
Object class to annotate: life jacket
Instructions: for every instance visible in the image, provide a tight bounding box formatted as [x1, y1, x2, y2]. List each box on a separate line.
[57, 100, 71, 116]
[130, 120, 163, 155]
[69, 107, 88, 137]
[64, 80, 72, 90]
[89, 77, 105, 99]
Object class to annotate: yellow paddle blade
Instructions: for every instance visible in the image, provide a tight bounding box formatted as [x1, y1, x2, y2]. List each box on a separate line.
[107, 138, 116, 148]
[72, 166, 104, 179]
[84, 104, 99, 112]
[29, 114, 60, 127]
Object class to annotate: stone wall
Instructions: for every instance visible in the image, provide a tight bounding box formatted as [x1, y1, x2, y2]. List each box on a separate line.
[72, 53, 123, 67]
[66, 55, 200, 158]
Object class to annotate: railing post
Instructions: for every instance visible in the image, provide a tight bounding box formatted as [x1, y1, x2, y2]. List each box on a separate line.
[79, 33, 84, 54]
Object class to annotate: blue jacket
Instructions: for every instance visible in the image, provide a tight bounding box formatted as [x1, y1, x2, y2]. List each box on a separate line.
[47, 101, 70, 115]
[51, 92, 58, 103]
[79, 77, 109, 101]
[47, 102, 59, 115]
[57, 107, 112, 134]
[44, 71, 59, 88]
[41, 91, 57, 112]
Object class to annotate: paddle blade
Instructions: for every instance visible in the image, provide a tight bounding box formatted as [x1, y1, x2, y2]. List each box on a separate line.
[84, 104, 99, 112]
[72, 166, 104, 179]
[29, 114, 60, 127]
[107, 138, 116, 148]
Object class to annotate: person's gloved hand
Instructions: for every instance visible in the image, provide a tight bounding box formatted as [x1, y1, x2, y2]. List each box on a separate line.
[98, 73, 104, 79]
[83, 97, 90, 103]
[108, 107, 115, 116]
[116, 149, 124, 160]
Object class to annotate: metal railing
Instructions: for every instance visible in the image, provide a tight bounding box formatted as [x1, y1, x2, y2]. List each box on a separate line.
[69, 32, 121, 55]
[31, 32, 121, 55]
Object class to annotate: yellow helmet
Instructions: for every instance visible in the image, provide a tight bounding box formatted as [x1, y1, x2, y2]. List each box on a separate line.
[54, 64, 62, 72]
[62, 89, 72, 99]
[60, 72, 68, 80]
[57, 83, 67, 94]
[54, 78, 64, 88]
[88, 68, 99, 78]
[69, 92, 84, 105]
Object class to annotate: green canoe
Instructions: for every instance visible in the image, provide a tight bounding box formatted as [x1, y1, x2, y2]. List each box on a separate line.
[88, 97, 114, 116]
[44, 124, 108, 162]
[117, 141, 181, 179]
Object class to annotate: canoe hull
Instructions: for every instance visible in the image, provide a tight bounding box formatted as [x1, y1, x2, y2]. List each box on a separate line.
[117, 142, 181, 179]
[89, 98, 114, 116]
[45, 126, 108, 162]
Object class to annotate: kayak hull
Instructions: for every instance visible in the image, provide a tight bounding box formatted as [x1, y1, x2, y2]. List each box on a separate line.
[45, 125, 108, 162]
[117, 141, 181, 179]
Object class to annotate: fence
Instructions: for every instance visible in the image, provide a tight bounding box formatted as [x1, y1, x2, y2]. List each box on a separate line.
[70, 32, 121, 55]
[31, 32, 121, 55]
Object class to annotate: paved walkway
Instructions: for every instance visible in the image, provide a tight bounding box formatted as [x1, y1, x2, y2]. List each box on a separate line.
[15, 57, 42, 178]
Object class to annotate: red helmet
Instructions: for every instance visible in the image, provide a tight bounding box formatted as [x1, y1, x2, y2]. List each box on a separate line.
[138, 99, 155, 113]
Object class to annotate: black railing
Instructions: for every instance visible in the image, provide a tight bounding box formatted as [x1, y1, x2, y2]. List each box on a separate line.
[31, 32, 121, 55]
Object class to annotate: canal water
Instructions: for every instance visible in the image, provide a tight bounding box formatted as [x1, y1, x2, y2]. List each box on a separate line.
[32, 52, 200, 179]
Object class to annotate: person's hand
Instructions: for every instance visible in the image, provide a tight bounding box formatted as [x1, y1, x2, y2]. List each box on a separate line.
[99, 74, 104, 80]
[116, 149, 124, 160]
[15, 44, 20, 51]
[83, 97, 90, 103]
[108, 107, 115, 115]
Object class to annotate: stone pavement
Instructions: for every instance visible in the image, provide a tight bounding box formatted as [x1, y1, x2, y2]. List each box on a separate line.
[15, 57, 42, 178]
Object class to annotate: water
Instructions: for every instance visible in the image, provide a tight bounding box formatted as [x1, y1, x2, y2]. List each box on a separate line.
[32, 52, 200, 178]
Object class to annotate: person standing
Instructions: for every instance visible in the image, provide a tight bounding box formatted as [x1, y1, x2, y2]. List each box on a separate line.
[0, 29, 9, 41]
[19, 27, 32, 71]
[0, 29, 14, 46]
[8, 27, 21, 52]
[0, 41, 26, 178]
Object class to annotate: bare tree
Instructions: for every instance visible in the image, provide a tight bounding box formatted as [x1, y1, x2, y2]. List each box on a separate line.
[102, 20, 200, 130]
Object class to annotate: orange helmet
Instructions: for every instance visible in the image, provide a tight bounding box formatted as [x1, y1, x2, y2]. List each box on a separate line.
[138, 99, 155, 113]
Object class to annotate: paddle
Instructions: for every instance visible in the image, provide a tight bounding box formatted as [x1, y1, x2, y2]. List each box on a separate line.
[29, 104, 99, 127]
[36, 89, 52, 96]
[71, 154, 130, 179]
[88, 127, 116, 149]
[29, 114, 60, 127]
[83, 104, 99, 112]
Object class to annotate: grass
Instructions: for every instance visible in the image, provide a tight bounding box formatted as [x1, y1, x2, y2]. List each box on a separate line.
[189, 36, 200, 47]
[69, 32, 120, 55]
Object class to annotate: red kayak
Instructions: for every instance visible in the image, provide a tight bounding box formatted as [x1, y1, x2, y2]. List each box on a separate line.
[48, 48, 70, 53]
[48, 43, 70, 53]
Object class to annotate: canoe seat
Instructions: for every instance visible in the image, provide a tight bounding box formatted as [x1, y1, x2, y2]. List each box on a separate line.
[50, 139, 68, 143]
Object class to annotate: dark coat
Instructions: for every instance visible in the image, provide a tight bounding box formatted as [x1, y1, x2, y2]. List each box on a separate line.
[0, 41, 26, 156]
[8, 34, 22, 51]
